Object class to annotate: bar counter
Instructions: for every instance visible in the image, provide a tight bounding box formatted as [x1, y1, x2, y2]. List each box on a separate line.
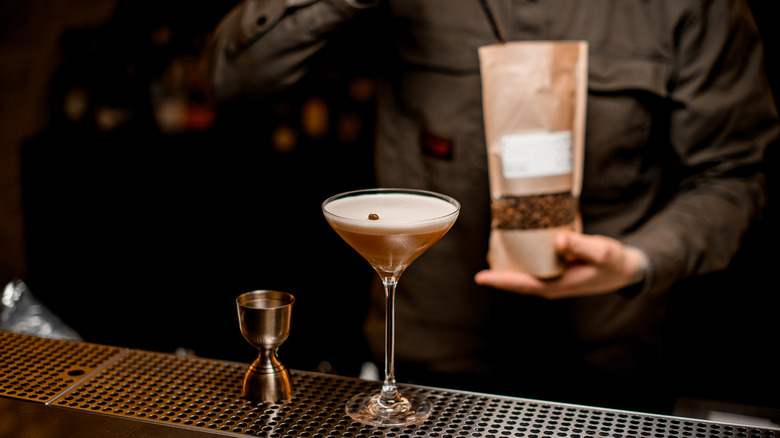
[1, 330, 777, 438]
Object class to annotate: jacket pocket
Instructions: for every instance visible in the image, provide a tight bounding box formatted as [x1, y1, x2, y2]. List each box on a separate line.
[588, 51, 671, 97]
[582, 53, 673, 198]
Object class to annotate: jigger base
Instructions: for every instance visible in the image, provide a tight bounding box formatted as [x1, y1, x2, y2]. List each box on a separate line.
[345, 392, 431, 427]
[242, 367, 293, 402]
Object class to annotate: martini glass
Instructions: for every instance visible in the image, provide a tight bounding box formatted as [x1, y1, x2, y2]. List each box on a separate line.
[322, 188, 460, 427]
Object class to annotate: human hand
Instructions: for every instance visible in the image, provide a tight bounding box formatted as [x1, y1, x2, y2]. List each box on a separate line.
[474, 231, 647, 299]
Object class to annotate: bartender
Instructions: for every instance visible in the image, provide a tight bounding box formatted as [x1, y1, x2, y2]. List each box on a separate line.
[203, 0, 778, 413]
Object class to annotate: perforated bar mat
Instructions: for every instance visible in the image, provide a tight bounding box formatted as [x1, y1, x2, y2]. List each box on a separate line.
[0, 330, 121, 403]
[1, 331, 778, 438]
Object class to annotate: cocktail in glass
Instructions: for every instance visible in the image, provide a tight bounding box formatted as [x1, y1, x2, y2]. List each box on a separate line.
[322, 188, 460, 427]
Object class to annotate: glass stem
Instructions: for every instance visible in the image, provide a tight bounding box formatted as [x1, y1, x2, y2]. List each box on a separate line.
[379, 276, 403, 407]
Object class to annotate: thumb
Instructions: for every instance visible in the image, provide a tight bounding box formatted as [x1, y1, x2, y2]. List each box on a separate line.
[555, 230, 581, 262]
[555, 231, 612, 265]
[554, 230, 572, 253]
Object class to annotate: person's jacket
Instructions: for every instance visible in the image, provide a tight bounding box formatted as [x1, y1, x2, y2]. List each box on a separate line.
[205, 0, 778, 405]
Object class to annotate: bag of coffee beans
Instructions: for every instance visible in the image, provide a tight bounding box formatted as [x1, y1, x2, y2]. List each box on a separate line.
[479, 41, 587, 278]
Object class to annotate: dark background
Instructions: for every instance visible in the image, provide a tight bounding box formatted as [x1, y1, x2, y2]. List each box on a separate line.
[17, 0, 379, 378]
[1, 0, 778, 415]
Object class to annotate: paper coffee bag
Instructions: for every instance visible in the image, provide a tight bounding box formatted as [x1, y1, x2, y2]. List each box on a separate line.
[479, 41, 588, 278]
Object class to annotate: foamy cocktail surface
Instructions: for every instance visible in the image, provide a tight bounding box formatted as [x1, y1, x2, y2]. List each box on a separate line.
[324, 193, 458, 234]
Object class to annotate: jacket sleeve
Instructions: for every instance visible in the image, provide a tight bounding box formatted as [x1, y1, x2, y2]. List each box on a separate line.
[622, 0, 779, 297]
[204, 0, 377, 102]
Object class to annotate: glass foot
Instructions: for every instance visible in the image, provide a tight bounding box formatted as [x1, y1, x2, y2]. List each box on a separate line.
[346, 392, 431, 427]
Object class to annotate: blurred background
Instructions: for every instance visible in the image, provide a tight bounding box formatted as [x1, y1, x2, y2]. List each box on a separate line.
[0, 0, 777, 417]
[0, 0, 378, 376]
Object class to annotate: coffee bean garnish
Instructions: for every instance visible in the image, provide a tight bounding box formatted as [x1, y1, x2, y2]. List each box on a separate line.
[368, 213, 380, 220]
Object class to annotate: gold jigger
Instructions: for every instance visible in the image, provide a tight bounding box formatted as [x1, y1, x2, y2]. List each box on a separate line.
[236, 290, 295, 402]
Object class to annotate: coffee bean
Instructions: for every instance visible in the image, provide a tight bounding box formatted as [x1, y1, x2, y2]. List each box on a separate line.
[491, 193, 575, 229]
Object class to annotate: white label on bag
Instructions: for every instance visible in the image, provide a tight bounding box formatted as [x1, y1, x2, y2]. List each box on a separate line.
[501, 131, 573, 179]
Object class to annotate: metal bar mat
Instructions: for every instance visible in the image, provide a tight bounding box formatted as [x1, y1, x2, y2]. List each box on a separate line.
[1, 331, 777, 438]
